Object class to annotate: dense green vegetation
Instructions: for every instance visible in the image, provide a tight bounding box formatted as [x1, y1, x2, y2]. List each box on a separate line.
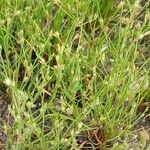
[0, 0, 149, 149]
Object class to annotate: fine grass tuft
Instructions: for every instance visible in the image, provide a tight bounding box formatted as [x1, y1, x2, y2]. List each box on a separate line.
[0, 0, 150, 149]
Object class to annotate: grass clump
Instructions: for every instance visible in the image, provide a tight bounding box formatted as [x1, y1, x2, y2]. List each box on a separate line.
[0, 0, 150, 149]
